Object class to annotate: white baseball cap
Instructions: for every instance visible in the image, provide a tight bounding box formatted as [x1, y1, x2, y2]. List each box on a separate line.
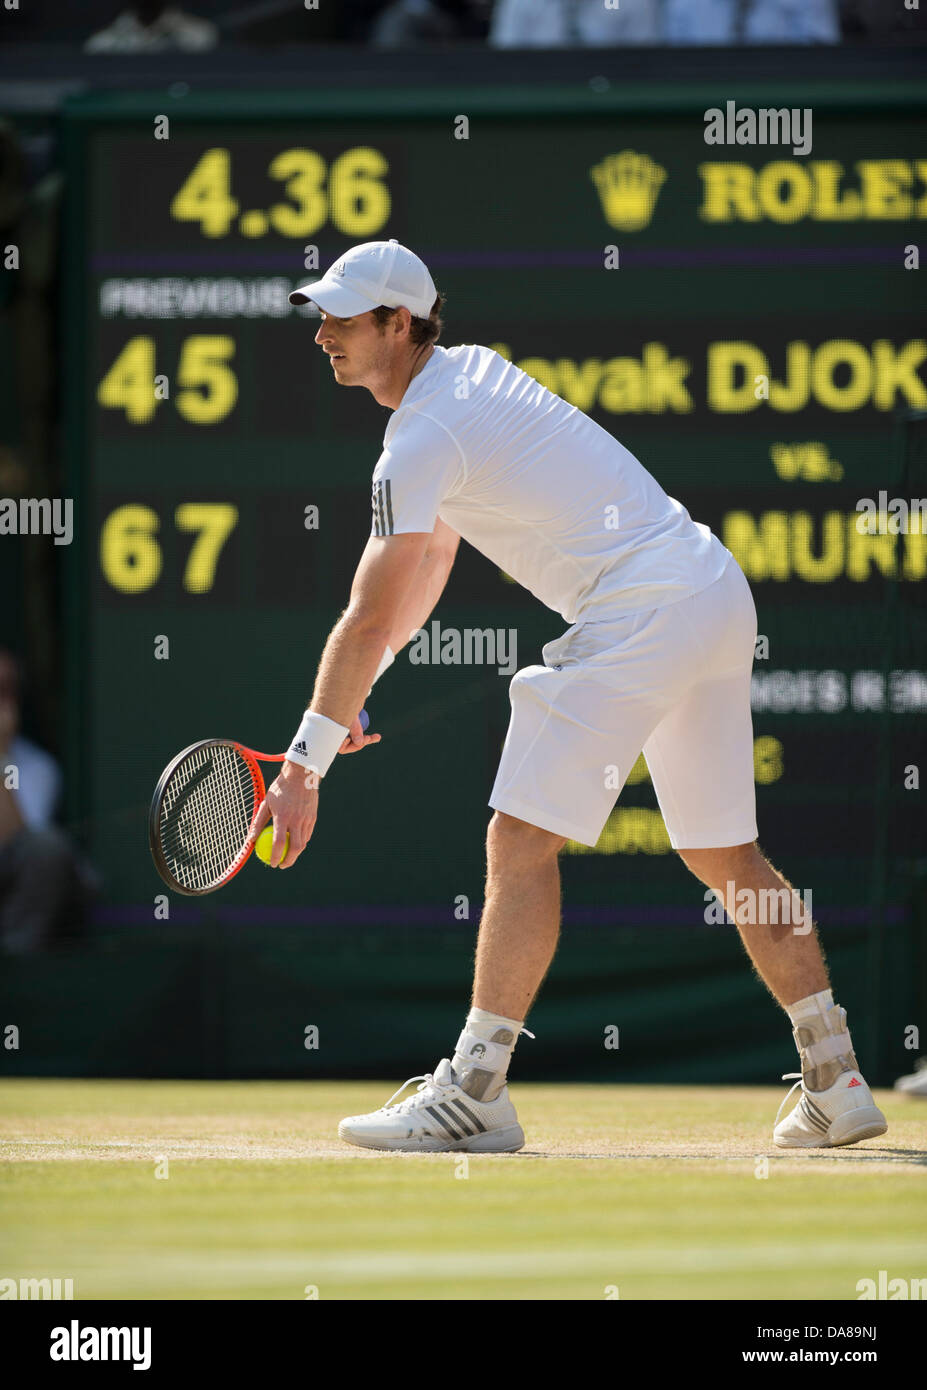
[289, 240, 437, 319]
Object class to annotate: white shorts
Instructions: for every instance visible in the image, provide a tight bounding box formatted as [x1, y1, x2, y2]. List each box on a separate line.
[488, 554, 759, 849]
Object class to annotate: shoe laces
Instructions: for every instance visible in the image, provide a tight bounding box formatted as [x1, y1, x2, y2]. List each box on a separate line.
[774, 1072, 804, 1130]
[381, 1071, 449, 1116]
[380, 1029, 536, 1116]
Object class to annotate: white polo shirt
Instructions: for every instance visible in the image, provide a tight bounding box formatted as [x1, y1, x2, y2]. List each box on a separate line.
[370, 344, 731, 624]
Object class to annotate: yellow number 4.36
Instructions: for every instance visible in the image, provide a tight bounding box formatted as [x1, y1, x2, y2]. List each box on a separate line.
[170, 145, 390, 239]
[170, 147, 239, 238]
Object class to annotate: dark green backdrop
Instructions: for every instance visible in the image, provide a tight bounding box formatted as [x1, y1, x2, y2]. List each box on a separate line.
[4, 78, 925, 1084]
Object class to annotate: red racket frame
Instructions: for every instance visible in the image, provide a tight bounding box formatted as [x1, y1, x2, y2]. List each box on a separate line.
[149, 709, 369, 895]
[149, 740, 285, 897]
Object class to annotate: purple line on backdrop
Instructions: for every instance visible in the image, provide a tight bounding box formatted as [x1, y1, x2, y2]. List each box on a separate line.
[95, 903, 905, 928]
[91, 247, 898, 275]
[428, 247, 897, 269]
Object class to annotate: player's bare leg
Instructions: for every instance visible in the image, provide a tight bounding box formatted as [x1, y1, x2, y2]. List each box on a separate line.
[676, 840, 827, 1006]
[337, 811, 563, 1150]
[679, 840, 886, 1146]
[438, 812, 567, 1104]
[339, 827, 886, 1151]
[472, 812, 567, 1020]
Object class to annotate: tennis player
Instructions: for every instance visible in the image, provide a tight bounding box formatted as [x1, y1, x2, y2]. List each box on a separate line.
[248, 240, 887, 1153]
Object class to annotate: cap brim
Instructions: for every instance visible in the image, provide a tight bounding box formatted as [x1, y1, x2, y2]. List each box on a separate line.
[289, 277, 379, 316]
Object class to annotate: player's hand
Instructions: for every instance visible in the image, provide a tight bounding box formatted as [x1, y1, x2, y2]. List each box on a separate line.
[338, 712, 381, 755]
[245, 758, 319, 868]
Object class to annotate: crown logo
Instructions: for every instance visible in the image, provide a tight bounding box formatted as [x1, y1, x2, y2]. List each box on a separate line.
[590, 151, 667, 232]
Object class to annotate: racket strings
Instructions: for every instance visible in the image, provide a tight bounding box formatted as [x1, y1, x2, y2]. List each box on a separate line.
[158, 744, 258, 892]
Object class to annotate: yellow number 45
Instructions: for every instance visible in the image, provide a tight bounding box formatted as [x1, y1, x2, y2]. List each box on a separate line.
[97, 336, 237, 425]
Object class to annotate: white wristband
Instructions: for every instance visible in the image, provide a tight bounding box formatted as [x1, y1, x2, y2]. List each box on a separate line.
[285, 711, 351, 778]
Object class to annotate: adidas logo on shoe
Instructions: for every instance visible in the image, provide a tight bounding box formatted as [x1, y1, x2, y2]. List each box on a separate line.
[774, 1069, 887, 1148]
[338, 1057, 525, 1153]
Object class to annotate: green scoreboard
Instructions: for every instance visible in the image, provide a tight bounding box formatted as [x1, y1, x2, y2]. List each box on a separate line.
[63, 81, 926, 928]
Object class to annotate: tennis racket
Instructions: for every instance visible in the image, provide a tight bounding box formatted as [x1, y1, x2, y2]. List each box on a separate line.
[149, 709, 370, 896]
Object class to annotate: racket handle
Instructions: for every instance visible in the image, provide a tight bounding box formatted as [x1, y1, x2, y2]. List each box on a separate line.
[359, 708, 370, 732]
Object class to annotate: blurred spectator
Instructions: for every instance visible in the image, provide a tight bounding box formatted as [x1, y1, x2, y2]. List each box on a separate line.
[663, 0, 839, 44]
[85, 4, 219, 51]
[0, 651, 97, 954]
[489, 0, 840, 45]
[371, 0, 490, 44]
[490, 0, 659, 45]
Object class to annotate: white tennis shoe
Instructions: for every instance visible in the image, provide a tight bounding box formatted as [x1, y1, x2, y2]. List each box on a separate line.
[338, 1058, 525, 1152]
[893, 1057, 927, 1097]
[773, 1069, 888, 1148]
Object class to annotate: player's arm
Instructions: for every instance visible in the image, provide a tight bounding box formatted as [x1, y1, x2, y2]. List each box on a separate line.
[310, 529, 436, 729]
[251, 524, 454, 869]
[312, 516, 458, 754]
[379, 516, 460, 655]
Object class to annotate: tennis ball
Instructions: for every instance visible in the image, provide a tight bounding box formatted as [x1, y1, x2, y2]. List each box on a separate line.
[255, 825, 289, 866]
